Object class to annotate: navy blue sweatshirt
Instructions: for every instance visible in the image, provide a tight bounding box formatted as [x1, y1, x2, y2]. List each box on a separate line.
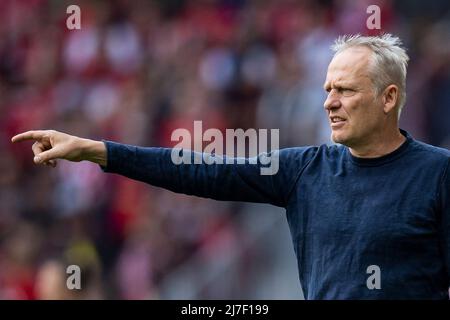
[101, 130, 450, 299]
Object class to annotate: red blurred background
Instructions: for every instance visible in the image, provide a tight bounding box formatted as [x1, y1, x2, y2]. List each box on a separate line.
[0, 0, 449, 299]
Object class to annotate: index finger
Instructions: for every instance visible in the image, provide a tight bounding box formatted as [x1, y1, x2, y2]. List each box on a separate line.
[11, 130, 49, 143]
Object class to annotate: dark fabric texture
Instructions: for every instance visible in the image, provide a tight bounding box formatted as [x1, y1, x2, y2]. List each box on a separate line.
[101, 130, 450, 299]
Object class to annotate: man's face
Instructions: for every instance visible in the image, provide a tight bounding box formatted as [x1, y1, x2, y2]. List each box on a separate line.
[323, 46, 384, 147]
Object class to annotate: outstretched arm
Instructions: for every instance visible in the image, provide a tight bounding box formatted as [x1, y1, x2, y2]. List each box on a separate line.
[11, 130, 310, 207]
[101, 140, 285, 206]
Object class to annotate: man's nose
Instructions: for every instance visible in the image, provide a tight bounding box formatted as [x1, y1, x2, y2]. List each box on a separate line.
[324, 92, 341, 111]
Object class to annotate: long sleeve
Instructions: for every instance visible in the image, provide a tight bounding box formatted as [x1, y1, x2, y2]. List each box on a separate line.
[438, 159, 450, 287]
[100, 141, 318, 208]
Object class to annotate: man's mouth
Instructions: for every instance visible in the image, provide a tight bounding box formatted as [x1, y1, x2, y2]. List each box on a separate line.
[330, 116, 346, 128]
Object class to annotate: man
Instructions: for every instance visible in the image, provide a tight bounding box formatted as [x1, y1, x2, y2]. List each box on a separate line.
[11, 34, 450, 299]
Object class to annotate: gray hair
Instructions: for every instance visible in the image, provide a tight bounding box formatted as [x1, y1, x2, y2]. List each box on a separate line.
[331, 34, 409, 117]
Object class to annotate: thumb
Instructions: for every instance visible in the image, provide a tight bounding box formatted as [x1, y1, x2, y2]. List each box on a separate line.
[34, 148, 61, 164]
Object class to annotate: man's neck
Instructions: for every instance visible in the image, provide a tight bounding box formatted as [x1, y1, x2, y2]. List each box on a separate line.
[349, 129, 406, 158]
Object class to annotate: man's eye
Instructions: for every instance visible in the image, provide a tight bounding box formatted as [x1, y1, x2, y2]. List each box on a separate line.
[325, 87, 355, 95]
[341, 88, 355, 95]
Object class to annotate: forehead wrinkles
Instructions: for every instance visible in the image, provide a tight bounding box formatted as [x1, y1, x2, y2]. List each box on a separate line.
[326, 50, 374, 85]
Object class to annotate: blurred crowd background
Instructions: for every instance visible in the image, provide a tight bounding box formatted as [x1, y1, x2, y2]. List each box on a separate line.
[0, 0, 449, 299]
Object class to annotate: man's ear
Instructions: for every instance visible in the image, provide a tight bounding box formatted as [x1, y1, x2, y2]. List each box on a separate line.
[382, 85, 399, 114]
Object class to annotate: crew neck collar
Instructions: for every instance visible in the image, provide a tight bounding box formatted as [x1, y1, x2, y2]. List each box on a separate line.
[346, 129, 413, 167]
